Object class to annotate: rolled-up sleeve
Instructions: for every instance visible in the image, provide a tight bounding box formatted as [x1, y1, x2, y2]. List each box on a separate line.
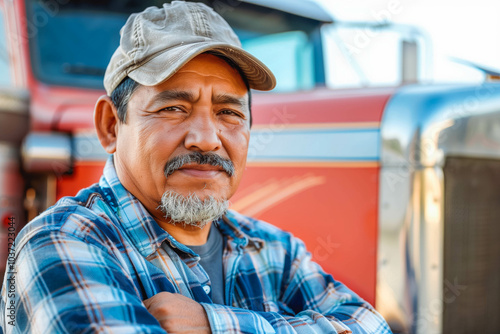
[2, 227, 165, 334]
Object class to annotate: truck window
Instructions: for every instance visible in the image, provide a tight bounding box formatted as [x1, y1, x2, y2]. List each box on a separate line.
[0, 9, 11, 86]
[242, 31, 314, 92]
[25, 0, 323, 92]
[27, 1, 126, 90]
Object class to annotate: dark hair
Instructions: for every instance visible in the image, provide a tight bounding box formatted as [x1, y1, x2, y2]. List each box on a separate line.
[110, 52, 253, 126]
[110, 77, 140, 123]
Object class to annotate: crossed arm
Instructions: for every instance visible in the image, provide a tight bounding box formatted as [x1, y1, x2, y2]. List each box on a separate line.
[141, 237, 392, 334]
[2, 229, 391, 333]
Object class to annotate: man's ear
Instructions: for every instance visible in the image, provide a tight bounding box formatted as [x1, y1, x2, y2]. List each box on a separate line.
[94, 95, 120, 154]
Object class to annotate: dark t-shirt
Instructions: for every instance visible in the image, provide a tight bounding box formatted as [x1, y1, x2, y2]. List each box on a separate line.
[187, 224, 225, 305]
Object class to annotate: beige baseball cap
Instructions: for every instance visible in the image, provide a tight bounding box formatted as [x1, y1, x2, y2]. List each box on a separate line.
[103, 1, 276, 95]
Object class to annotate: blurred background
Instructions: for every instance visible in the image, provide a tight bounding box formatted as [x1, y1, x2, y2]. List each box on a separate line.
[1, 1, 499, 334]
[317, 0, 500, 86]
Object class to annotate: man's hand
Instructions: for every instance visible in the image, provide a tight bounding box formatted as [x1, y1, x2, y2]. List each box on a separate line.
[143, 292, 211, 333]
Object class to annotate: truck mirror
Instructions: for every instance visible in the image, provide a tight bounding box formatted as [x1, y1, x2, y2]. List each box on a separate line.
[22, 132, 72, 174]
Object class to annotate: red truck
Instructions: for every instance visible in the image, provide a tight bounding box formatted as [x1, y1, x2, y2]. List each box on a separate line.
[1, 1, 499, 333]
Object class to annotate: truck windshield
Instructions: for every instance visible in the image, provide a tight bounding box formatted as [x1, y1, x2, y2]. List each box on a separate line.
[25, 0, 323, 92]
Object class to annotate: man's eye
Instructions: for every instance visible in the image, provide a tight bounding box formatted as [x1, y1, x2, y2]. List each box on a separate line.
[160, 106, 183, 112]
[219, 109, 242, 117]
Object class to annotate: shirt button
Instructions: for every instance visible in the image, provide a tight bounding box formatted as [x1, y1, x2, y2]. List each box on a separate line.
[203, 285, 211, 294]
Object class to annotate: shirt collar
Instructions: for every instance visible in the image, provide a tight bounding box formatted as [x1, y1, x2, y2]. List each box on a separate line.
[100, 156, 170, 258]
[220, 211, 265, 250]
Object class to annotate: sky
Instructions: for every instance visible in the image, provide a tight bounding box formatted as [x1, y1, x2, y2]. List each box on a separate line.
[313, 0, 500, 87]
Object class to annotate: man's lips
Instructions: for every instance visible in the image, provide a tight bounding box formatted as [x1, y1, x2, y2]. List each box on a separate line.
[177, 163, 225, 178]
[163, 152, 235, 178]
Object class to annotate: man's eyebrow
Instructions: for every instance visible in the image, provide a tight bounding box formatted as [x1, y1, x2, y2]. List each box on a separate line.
[149, 90, 248, 110]
[152, 90, 195, 103]
[213, 93, 248, 109]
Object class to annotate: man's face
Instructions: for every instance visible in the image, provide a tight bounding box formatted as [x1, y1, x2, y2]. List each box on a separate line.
[113, 54, 250, 223]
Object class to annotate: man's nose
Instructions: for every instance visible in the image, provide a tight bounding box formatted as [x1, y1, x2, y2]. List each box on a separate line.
[184, 115, 222, 152]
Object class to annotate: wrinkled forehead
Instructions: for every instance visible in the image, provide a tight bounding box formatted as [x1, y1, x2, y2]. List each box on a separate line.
[131, 54, 250, 107]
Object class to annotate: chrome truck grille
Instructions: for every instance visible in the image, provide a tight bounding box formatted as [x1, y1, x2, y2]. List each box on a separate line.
[377, 83, 500, 334]
[443, 157, 500, 334]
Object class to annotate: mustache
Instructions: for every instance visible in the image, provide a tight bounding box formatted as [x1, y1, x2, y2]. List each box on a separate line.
[163, 152, 235, 178]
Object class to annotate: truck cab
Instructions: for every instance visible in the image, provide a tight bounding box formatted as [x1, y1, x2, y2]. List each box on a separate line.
[1, 1, 500, 333]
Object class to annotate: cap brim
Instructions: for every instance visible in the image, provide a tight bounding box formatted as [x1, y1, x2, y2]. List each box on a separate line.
[127, 42, 276, 91]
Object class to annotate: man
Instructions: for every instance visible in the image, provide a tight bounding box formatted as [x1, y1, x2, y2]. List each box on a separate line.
[1, 2, 392, 333]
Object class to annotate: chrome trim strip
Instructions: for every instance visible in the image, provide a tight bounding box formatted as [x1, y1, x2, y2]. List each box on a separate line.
[248, 128, 380, 162]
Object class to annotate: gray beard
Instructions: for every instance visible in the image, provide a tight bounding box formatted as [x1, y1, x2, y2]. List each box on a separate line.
[158, 190, 229, 228]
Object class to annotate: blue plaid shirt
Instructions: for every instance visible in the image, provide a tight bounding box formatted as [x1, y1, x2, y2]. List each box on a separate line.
[1, 157, 391, 333]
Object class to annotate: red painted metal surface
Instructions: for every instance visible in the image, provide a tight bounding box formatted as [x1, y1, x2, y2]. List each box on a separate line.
[231, 166, 380, 305]
[30, 84, 102, 131]
[252, 87, 394, 126]
[57, 163, 104, 198]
